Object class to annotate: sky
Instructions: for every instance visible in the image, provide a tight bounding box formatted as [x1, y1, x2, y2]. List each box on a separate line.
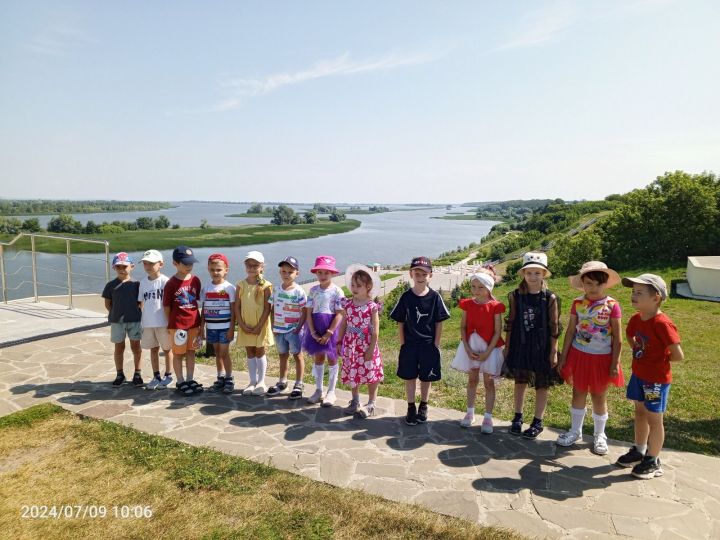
[1, 0, 719, 204]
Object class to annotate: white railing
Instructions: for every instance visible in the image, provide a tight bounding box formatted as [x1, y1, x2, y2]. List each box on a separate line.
[0, 233, 110, 309]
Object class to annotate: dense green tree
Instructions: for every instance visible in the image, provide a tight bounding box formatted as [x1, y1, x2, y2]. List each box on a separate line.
[271, 205, 300, 225]
[154, 215, 171, 229]
[136, 217, 155, 230]
[47, 214, 83, 234]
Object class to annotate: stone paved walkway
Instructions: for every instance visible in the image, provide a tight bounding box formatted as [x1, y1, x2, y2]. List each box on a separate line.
[1, 328, 718, 539]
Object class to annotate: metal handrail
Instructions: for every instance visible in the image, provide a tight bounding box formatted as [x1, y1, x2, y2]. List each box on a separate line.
[0, 233, 110, 309]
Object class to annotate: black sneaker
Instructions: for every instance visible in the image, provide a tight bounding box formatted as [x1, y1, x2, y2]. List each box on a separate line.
[288, 382, 304, 400]
[522, 418, 544, 439]
[132, 373, 144, 387]
[112, 373, 126, 387]
[616, 446, 645, 468]
[510, 415, 523, 436]
[417, 402, 428, 423]
[212, 376, 225, 391]
[267, 381, 288, 396]
[405, 403, 418, 426]
[632, 457, 663, 479]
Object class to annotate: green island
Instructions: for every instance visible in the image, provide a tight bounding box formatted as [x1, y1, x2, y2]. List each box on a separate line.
[0, 199, 173, 216]
[0, 219, 361, 254]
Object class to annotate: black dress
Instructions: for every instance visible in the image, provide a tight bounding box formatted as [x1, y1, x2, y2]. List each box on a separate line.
[504, 289, 562, 389]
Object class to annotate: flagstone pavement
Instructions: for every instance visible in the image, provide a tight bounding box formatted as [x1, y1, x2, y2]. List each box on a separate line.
[1, 328, 718, 539]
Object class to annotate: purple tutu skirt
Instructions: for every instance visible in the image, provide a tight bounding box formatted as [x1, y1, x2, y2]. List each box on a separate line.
[302, 312, 338, 360]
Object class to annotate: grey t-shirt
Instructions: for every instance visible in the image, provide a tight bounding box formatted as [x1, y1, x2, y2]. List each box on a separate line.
[102, 278, 141, 323]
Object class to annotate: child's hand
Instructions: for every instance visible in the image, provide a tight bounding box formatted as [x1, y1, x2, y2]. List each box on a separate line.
[226, 328, 234, 341]
[609, 363, 619, 377]
[364, 348, 374, 363]
[336, 341, 343, 355]
[477, 351, 489, 362]
[549, 351, 558, 367]
[319, 335, 330, 345]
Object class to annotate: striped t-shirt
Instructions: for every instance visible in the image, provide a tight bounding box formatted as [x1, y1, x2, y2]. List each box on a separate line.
[200, 280, 236, 330]
[269, 283, 307, 333]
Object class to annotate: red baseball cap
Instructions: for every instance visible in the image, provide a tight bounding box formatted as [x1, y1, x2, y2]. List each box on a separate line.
[208, 253, 229, 267]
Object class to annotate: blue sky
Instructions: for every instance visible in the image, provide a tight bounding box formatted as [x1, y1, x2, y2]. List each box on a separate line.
[1, 1, 719, 203]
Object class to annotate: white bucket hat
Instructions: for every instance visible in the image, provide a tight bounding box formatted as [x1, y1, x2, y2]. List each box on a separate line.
[345, 264, 382, 299]
[518, 252, 551, 277]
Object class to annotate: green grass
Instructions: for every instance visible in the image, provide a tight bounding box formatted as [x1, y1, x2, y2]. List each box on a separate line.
[215, 264, 719, 456]
[0, 405, 520, 540]
[0, 220, 361, 254]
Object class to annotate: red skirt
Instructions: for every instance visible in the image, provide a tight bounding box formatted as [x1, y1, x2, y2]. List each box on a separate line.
[561, 347, 624, 394]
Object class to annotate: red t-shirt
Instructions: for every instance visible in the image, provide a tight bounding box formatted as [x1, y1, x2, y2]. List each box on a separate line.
[626, 312, 680, 383]
[163, 275, 202, 329]
[459, 298, 506, 347]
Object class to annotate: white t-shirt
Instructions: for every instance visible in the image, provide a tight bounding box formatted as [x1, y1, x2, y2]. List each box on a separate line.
[306, 283, 344, 315]
[269, 283, 307, 333]
[138, 274, 170, 328]
[200, 280, 236, 330]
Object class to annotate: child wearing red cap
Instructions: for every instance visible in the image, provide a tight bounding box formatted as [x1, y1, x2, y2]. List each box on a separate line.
[201, 253, 236, 394]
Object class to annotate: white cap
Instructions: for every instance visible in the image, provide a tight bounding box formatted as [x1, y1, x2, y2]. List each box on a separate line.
[140, 249, 163, 263]
[244, 250, 265, 263]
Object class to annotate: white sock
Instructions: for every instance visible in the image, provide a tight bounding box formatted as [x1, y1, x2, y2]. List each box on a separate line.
[327, 364, 339, 393]
[217, 370, 224, 378]
[248, 357, 258, 385]
[279, 377, 288, 384]
[592, 412, 608, 436]
[636, 443, 648, 454]
[466, 407, 475, 415]
[313, 364, 324, 391]
[570, 407, 586, 435]
[484, 412, 492, 420]
[257, 355, 267, 386]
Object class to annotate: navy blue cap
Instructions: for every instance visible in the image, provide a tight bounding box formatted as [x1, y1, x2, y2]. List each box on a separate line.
[278, 256, 300, 270]
[172, 246, 198, 264]
[410, 256, 432, 271]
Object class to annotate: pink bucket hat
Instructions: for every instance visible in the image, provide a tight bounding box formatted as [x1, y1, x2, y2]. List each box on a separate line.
[311, 255, 339, 274]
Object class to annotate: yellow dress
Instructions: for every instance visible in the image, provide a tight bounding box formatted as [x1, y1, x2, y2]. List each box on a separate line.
[236, 279, 274, 347]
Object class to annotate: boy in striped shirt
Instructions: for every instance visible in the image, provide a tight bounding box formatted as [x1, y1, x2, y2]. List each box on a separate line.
[200, 253, 236, 393]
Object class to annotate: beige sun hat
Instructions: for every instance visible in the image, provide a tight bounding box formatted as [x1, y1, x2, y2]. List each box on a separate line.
[569, 261, 621, 290]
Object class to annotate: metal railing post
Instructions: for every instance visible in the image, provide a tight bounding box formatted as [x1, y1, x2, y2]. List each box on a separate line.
[66, 239, 73, 309]
[0, 244, 6, 304]
[104, 242, 110, 284]
[31, 235, 38, 302]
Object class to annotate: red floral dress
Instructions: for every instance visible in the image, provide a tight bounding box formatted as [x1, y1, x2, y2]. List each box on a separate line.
[340, 300, 384, 388]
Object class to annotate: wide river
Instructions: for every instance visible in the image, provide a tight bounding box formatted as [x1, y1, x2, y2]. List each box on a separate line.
[4, 202, 496, 300]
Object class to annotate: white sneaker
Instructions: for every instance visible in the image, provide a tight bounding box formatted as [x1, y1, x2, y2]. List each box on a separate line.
[321, 391, 337, 407]
[158, 374, 173, 389]
[556, 430, 582, 447]
[481, 417, 494, 434]
[592, 433, 609, 455]
[306, 389, 323, 404]
[251, 382, 267, 396]
[460, 413, 475, 428]
[146, 377, 162, 390]
[242, 384, 256, 396]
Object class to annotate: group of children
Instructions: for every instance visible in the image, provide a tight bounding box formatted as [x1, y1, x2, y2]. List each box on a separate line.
[102, 248, 683, 480]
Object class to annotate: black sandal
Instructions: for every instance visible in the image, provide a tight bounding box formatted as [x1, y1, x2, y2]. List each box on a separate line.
[522, 421, 544, 440]
[187, 380, 204, 394]
[175, 381, 190, 394]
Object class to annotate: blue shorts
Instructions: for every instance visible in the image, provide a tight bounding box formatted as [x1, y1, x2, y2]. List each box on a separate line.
[626, 374, 671, 413]
[274, 331, 301, 355]
[206, 328, 231, 345]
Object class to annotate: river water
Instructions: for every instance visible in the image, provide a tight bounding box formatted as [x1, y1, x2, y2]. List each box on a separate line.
[3, 202, 493, 300]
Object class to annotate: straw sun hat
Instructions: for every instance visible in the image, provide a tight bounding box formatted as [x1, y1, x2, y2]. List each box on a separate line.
[569, 261, 621, 290]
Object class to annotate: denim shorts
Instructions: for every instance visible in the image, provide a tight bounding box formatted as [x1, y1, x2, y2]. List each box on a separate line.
[274, 331, 301, 355]
[206, 328, 232, 345]
[626, 373, 671, 413]
[110, 321, 143, 343]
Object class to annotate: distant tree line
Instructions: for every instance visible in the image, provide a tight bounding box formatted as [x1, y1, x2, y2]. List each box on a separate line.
[0, 214, 174, 235]
[0, 200, 172, 215]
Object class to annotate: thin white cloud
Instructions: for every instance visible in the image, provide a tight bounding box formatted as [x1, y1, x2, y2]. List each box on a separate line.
[493, 2, 578, 52]
[25, 24, 95, 57]
[212, 50, 442, 111]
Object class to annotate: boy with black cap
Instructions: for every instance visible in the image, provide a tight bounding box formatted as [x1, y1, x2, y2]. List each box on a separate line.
[163, 246, 204, 396]
[616, 274, 684, 479]
[390, 256, 450, 425]
[267, 256, 307, 399]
